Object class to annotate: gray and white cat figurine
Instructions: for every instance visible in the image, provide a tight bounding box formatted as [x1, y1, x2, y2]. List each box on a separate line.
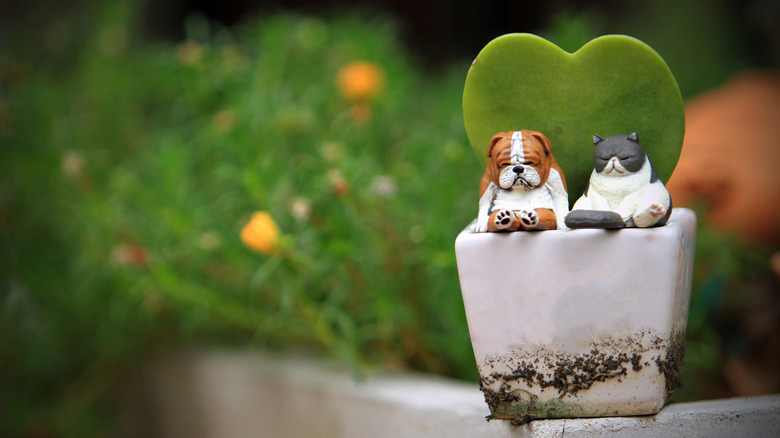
[565, 132, 672, 229]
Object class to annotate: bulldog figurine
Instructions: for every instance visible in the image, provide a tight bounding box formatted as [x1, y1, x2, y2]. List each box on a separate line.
[472, 130, 569, 232]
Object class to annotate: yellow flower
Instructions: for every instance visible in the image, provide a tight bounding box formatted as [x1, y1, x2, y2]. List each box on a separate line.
[177, 41, 204, 66]
[336, 61, 384, 102]
[241, 212, 280, 254]
[213, 108, 236, 132]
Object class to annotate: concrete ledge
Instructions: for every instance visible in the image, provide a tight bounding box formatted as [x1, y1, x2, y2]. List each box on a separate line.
[124, 349, 780, 438]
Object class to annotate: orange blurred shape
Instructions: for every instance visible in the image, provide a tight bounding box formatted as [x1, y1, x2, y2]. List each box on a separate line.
[667, 72, 780, 243]
[327, 168, 350, 197]
[240, 212, 280, 254]
[111, 244, 147, 266]
[337, 61, 384, 102]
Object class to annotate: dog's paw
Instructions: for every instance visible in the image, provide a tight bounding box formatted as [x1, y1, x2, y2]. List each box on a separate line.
[494, 209, 515, 230]
[519, 210, 539, 229]
[471, 218, 489, 233]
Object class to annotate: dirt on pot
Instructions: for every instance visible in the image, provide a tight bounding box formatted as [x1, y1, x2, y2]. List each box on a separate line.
[479, 329, 685, 422]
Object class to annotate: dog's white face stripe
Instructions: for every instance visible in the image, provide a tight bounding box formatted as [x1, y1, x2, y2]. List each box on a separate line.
[510, 131, 524, 165]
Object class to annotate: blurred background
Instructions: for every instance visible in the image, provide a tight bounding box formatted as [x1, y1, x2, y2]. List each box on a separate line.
[1, 0, 779, 436]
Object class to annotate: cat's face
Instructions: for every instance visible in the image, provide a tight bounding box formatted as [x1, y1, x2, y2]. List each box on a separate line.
[592, 133, 646, 176]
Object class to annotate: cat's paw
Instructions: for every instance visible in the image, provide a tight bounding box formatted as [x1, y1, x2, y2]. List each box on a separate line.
[649, 204, 665, 218]
[634, 204, 666, 227]
[519, 209, 539, 229]
[494, 209, 515, 230]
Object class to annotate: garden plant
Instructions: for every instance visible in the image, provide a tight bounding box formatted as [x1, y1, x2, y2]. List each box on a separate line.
[1, 1, 777, 436]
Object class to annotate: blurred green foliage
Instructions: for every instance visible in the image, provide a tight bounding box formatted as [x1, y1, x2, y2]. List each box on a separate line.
[542, 0, 754, 100]
[2, 3, 479, 435]
[1, 1, 777, 436]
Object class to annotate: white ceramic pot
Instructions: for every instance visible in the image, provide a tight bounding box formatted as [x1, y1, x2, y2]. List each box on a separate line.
[455, 208, 696, 421]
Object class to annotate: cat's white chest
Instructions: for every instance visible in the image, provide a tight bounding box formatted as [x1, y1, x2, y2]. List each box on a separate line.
[588, 165, 651, 210]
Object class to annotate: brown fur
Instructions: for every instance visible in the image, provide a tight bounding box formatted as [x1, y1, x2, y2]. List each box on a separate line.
[487, 208, 558, 231]
[479, 130, 567, 231]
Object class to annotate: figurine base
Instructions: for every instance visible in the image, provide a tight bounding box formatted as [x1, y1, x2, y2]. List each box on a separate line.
[455, 208, 696, 420]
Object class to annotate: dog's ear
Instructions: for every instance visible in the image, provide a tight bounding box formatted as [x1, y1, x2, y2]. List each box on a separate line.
[487, 132, 507, 157]
[528, 131, 552, 156]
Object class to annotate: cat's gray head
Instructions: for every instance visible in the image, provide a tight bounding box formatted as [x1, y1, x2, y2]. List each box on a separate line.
[592, 132, 646, 175]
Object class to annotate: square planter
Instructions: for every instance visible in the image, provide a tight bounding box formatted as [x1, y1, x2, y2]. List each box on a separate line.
[455, 208, 696, 420]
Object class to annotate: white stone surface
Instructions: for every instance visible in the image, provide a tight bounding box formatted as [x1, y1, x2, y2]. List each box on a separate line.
[530, 395, 780, 438]
[454, 208, 697, 418]
[124, 350, 780, 438]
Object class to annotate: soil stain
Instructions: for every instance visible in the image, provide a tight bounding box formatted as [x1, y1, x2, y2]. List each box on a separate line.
[654, 330, 686, 401]
[478, 330, 686, 422]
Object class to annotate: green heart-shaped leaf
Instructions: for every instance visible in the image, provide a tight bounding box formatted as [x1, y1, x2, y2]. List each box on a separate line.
[463, 34, 684, 204]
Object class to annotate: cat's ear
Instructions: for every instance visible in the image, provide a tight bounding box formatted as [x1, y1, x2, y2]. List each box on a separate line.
[628, 132, 639, 142]
[593, 134, 605, 145]
[528, 131, 552, 156]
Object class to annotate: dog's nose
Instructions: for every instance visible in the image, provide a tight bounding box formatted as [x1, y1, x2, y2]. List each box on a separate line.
[512, 165, 524, 174]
